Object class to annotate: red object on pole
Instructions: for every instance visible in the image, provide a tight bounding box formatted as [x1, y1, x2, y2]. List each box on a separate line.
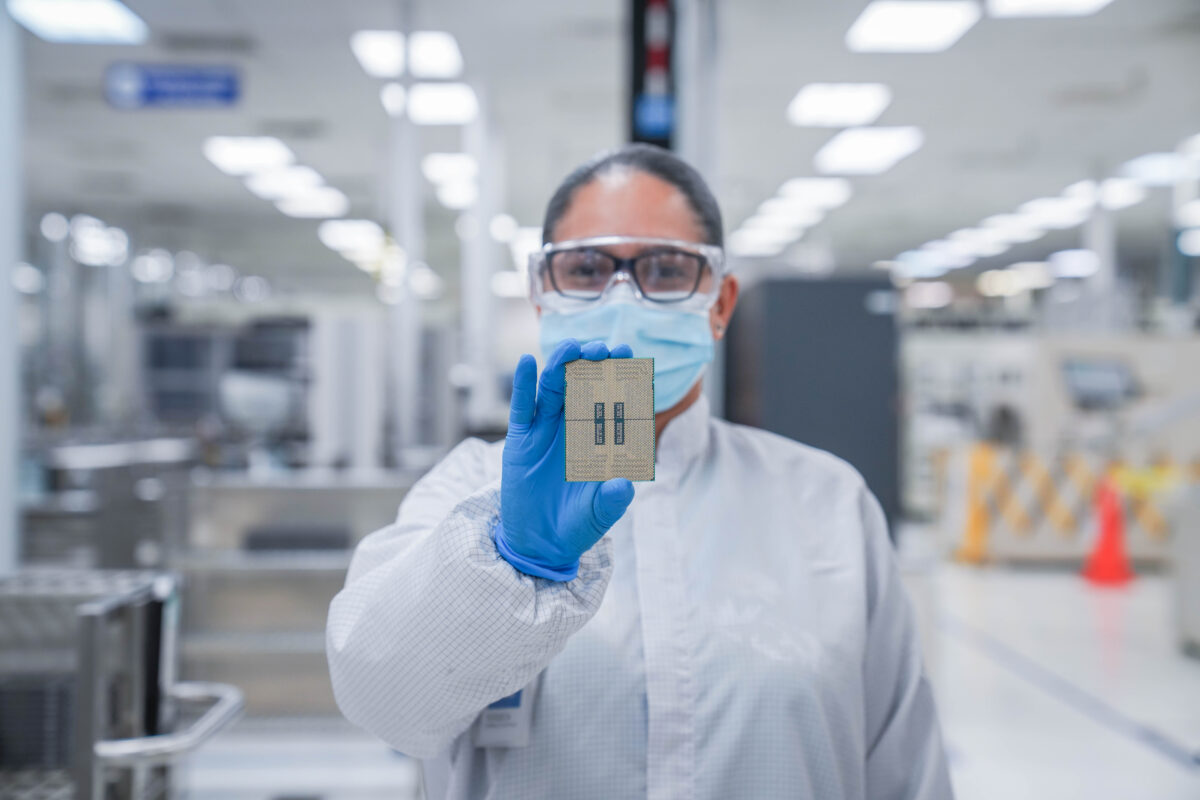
[1082, 479, 1135, 586]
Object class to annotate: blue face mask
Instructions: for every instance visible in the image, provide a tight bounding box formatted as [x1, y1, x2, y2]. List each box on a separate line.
[539, 302, 714, 413]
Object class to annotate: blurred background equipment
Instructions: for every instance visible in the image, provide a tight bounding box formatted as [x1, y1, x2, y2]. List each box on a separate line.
[0, 570, 242, 799]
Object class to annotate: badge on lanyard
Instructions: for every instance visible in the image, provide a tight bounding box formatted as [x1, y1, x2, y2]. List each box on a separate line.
[473, 673, 540, 748]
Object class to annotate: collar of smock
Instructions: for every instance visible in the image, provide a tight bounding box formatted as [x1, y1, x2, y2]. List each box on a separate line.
[655, 391, 710, 479]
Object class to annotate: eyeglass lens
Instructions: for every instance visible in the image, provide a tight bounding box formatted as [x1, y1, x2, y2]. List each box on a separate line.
[546, 247, 710, 302]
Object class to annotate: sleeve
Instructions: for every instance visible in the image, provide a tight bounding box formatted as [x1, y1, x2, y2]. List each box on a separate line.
[859, 486, 956, 800]
[325, 439, 614, 757]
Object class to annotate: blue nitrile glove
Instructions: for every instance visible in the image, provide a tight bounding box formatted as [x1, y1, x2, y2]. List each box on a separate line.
[495, 338, 637, 581]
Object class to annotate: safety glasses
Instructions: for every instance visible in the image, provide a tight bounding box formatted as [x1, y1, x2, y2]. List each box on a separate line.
[528, 235, 726, 314]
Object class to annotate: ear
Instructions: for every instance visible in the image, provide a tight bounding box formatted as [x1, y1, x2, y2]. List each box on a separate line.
[709, 275, 739, 341]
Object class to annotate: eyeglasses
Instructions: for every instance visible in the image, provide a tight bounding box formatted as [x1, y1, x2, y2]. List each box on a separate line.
[528, 236, 726, 314]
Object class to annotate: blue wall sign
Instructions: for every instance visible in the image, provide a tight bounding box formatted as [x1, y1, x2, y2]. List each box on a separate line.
[105, 63, 240, 109]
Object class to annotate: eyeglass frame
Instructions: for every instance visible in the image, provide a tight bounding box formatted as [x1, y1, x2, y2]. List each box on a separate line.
[527, 235, 728, 314]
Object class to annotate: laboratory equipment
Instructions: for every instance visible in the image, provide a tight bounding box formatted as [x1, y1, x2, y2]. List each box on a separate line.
[0, 570, 242, 799]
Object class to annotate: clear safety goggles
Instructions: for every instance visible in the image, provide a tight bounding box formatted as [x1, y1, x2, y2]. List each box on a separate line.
[528, 235, 726, 314]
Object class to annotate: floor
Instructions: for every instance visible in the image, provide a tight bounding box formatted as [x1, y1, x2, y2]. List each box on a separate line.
[181, 562, 1200, 800]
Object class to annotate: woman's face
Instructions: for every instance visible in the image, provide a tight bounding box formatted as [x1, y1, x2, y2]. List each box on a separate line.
[545, 167, 739, 340]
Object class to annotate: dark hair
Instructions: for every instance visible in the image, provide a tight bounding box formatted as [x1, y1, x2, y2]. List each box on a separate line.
[541, 143, 723, 247]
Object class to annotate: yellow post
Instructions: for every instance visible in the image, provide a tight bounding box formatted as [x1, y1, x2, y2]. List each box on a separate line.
[956, 443, 994, 564]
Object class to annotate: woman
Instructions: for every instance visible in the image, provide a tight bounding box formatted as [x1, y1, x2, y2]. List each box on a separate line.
[326, 144, 953, 799]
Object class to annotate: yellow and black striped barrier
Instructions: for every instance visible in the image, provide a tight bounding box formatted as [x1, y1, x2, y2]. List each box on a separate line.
[954, 444, 1195, 564]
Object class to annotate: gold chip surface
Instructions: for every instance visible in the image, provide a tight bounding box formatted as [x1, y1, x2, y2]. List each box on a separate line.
[564, 357, 655, 482]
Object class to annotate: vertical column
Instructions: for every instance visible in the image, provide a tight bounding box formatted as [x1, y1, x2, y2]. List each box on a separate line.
[674, 0, 724, 416]
[0, 6, 22, 573]
[461, 92, 503, 432]
[1082, 198, 1121, 330]
[386, 2, 423, 467]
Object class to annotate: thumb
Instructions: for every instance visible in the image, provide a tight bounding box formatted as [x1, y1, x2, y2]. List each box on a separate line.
[592, 478, 635, 532]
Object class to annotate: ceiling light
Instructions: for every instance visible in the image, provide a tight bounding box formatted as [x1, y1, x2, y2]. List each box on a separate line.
[814, 127, 923, 175]
[436, 181, 478, 210]
[786, 83, 892, 127]
[1099, 177, 1146, 210]
[8, 0, 148, 44]
[729, 229, 787, 258]
[1018, 196, 1091, 229]
[987, 0, 1114, 17]
[947, 227, 1011, 257]
[1179, 229, 1200, 258]
[380, 83, 406, 117]
[421, 152, 478, 185]
[1049, 248, 1100, 278]
[351, 30, 405, 78]
[275, 186, 349, 218]
[977, 269, 1025, 297]
[920, 240, 976, 267]
[409, 31, 463, 78]
[318, 219, 384, 254]
[1009, 261, 1054, 289]
[407, 83, 478, 125]
[845, 1, 981, 53]
[490, 213, 519, 242]
[1121, 152, 1199, 187]
[245, 165, 323, 200]
[981, 213, 1044, 243]
[740, 216, 811, 239]
[755, 198, 825, 226]
[778, 177, 854, 209]
[1175, 199, 1200, 229]
[40, 212, 69, 242]
[68, 215, 127, 266]
[203, 136, 293, 176]
[894, 250, 951, 279]
[906, 281, 954, 309]
[491, 271, 528, 299]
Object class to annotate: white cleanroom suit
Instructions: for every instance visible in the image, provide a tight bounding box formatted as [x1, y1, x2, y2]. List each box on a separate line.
[326, 395, 953, 799]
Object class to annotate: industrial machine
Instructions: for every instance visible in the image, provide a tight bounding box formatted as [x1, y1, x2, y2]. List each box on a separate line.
[20, 439, 195, 570]
[0, 570, 241, 799]
[726, 277, 901, 524]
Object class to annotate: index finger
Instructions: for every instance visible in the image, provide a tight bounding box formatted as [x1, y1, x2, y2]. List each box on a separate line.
[535, 338, 581, 420]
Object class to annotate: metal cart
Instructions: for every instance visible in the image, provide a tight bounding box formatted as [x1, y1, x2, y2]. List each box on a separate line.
[0, 570, 242, 799]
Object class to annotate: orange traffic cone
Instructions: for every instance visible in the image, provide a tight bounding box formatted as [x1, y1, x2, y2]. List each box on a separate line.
[1082, 479, 1134, 586]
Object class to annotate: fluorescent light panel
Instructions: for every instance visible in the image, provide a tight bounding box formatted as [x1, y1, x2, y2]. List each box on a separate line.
[786, 83, 892, 127]
[8, 0, 148, 43]
[318, 219, 384, 253]
[351, 30, 405, 78]
[814, 126, 923, 175]
[436, 181, 478, 210]
[778, 177, 853, 209]
[204, 136, 293, 176]
[1049, 248, 1100, 278]
[276, 187, 349, 219]
[987, 0, 1114, 17]
[407, 83, 478, 125]
[245, 165, 323, 200]
[846, 1, 981, 53]
[1121, 152, 1199, 187]
[421, 153, 477, 185]
[409, 31, 463, 78]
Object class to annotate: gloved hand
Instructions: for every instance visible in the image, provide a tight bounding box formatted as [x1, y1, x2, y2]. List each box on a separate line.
[495, 338, 637, 581]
